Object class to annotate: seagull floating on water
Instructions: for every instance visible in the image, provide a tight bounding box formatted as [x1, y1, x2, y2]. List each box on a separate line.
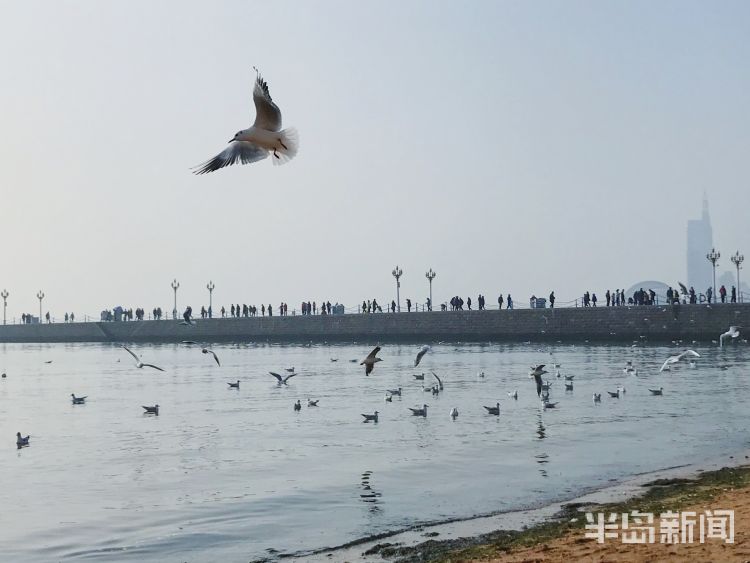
[414, 345, 430, 368]
[478, 371, 485, 378]
[660, 349, 700, 372]
[384, 394, 393, 402]
[484, 402, 500, 416]
[450, 407, 458, 419]
[564, 375, 574, 381]
[227, 380, 240, 389]
[16, 432, 30, 448]
[285, 367, 295, 373]
[414, 373, 425, 380]
[607, 390, 621, 399]
[543, 401, 558, 409]
[193, 68, 298, 174]
[648, 387, 664, 395]
[362, 411, 378, 423]
[123, 346, 164, 372]
[270, 371, 296, 385]
[508, 390, 518, 400]
[142, 404, 159, 415]
[409, 404, 428, 417]
[593, 393, 602, 403]
[307, 399, 319, 407]
[360, 347, 382, 376]
[564, 381, 573, 391]
[202, 348, 220, 366]
[720, 326, 741, 348]
[386, 387, 402, 396]
[71, 394, 87, 405]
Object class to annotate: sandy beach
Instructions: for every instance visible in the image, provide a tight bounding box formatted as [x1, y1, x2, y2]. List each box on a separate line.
[454, 465, 750, 563]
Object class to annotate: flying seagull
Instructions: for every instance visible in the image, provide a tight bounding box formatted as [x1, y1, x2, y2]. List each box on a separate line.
[431, 371, 444, 390]
[270, 371, 296, 385]
[202, 348, 220, 366]
[71, 394, 87, 405]
[530, 371, 544, 397]
[193, 68, 298, 174]
[414, 345, 430, 367]
[720, 326, 741, 348]
[142, 404, 159, 415]
[123, 346, 164, 371]
[360, 346, 382, 376]
[660, 349, 700, 372]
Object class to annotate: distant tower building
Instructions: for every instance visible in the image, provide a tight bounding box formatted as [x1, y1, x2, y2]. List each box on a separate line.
[686, 195, 713, 292]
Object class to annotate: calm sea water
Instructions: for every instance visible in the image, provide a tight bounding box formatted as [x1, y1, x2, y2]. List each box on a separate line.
[1, 341, 748, 562]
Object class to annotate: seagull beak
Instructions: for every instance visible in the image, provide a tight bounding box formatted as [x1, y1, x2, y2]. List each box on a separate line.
[228, 139, 234, 143]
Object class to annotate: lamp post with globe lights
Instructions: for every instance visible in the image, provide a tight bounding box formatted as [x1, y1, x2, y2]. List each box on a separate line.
[37, 290, 45, 323]
[706, 248, 720, 303]
[731, 251, 744, 303]
[207, 280, 215, 317]
[1, 289, 8, 325]
[425, 268, 436, 311]
[391, 266, 403, 312]
[171, 279, 180, 319]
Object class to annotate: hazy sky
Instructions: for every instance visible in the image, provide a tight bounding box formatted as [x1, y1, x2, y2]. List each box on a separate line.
[1, 1, 748, 318]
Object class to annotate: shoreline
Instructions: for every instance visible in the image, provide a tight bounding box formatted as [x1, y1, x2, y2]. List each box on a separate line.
[278, 454, 750, 563]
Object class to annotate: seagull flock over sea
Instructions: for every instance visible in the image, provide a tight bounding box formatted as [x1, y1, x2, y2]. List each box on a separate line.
[7, 325, 744, 447]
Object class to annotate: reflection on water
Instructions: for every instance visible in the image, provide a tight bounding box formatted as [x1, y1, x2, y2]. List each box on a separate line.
[0, 341, 748, 562]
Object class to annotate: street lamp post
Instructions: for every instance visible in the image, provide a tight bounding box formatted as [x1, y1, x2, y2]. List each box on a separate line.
[391, 266, 403, 312]
[37, 290, 45, 323]
[425, 268, 436, 311]
[1, 289, 8, 325]
[207, 280, 215, 317]
[171, 279, 180, 319]
[706, 248, 720, 303]
[731, 251, 744, 303]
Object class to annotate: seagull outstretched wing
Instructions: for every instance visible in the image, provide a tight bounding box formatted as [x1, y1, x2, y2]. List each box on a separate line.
[283, 373, 297, 384]
[431, 371, 443, 390]
[414, 345, 430, 367]
[193, 142, 269, 175]
[142, 363, 164, 372]
[252, 69, 282, 132]
[270, 371, 283, 383]
[362, 346, 381, 363]
[123, 346, 140, 363]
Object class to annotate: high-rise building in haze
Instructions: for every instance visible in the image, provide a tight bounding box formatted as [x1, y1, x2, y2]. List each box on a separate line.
[686, 196, 713, 293]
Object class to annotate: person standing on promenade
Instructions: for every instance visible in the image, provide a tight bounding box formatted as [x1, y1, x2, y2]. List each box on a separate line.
[605, 290, 611, 306]
[267, 304, 272, 317]
[406, 298, 412, 312]
[549, 292, 555, 308]
[498, 294, 503, 309]
[592, 293, 597, 306]
[731, 286, 737, 303]
[720, 285, 727, 303]
[507, 295, 513, 309]
[46, 312, 51, 323]
[706, 286, 713, 303]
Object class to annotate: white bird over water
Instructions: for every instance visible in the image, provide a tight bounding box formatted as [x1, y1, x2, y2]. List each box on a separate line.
[122, 346, 164, 371]
[720, 326, 741, 347]
[659, 349, 700, 372]
[414, 345, 430, 367]
[202, 348, 220, 366]
[193, 68, 298, 174]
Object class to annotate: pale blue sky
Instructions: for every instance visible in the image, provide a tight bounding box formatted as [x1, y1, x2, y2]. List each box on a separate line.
[0, 1, 748, 318]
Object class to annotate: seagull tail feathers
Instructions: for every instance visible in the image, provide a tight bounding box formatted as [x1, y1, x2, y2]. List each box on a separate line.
[272, 127, 299, 166]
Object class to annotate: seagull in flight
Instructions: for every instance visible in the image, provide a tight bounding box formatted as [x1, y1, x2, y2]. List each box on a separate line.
[360, 346, 382, 376]
[202, 348, 220, 366]
[431, 371, 443, 390]
[270, 371, 296, 385]
[720, 326, 741, 347]
[660, 349, 700, 372]
[123, 346, 164, 371]
[193, 68, 299, 174]
[414, 345, 430, 367]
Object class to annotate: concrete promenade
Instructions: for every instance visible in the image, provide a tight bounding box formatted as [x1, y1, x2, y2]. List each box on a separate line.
[0, 304, 748, 344]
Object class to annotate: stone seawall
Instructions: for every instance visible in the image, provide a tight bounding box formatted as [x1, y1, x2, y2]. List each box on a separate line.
[0, 304, 747, 344]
